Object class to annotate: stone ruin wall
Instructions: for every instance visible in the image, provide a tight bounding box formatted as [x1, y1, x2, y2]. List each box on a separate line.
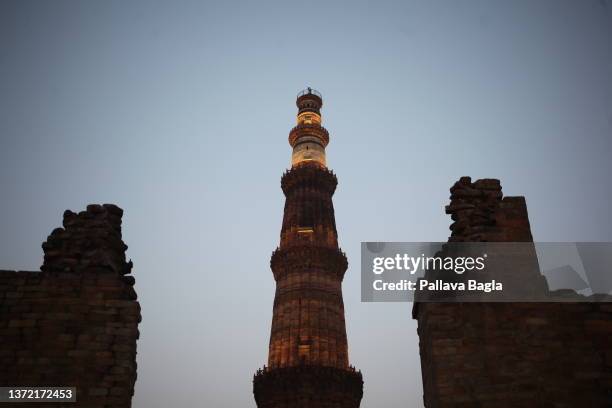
[0, 204, 140, 407]
[413, 177, 612, 408]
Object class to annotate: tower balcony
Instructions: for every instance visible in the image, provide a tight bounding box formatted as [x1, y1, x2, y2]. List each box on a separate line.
[270, 245, 349, 281]
[254, 365, 363, 408]
[281, 163, 337, 195]
[288, 124, 330, 148]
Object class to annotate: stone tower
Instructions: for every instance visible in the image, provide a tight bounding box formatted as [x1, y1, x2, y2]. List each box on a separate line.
[253, 89, 363, 408]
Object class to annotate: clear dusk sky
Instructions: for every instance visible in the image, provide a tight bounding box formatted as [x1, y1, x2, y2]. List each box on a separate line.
[1, 1, 611, 407]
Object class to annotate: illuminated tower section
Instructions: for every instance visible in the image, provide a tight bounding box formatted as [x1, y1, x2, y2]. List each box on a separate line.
[290, 88, 328, 167]
[253, 89, 363, 408]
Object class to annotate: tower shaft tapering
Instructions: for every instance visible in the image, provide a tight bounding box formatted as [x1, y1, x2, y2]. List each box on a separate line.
[254, 89, 363, 408]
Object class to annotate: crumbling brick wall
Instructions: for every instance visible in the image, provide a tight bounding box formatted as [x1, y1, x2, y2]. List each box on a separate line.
[413, 177, 612, 408]
[0, 204, 140, 407]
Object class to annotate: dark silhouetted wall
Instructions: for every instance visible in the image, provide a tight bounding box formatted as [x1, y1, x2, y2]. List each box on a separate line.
[0, 204, 140, 407]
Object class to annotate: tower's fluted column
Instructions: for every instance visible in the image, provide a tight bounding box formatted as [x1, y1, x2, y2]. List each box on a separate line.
[253, 89, 363, 408]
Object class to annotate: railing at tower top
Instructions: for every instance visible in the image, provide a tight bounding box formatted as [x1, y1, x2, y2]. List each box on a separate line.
[297, 87, 322, 99]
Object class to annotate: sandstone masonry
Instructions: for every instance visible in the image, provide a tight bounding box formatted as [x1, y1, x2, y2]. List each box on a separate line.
[0, 204, 140, 407]
[413, 177, 612, 407]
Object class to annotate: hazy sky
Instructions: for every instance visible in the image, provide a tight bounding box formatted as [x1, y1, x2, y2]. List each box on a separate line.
[1, 1, 611, 407]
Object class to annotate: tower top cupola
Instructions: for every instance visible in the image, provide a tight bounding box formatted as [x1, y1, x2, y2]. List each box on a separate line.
[296, 87, 323, 115]
[296, 87, 323, 126]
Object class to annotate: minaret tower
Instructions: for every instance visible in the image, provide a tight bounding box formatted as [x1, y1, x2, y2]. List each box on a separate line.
[253, 88, 363, 408]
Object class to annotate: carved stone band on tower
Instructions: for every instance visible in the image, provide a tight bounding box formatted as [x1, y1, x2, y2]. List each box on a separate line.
[253, 89, 364, 408]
